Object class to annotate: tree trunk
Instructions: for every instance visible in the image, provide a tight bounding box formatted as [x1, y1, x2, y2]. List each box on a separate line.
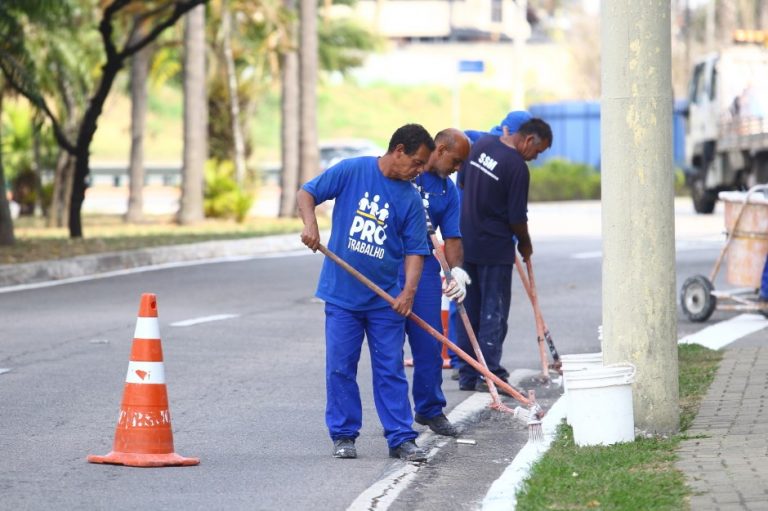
[178, 3, 207, 225]
[0, 93, 16, 246]
[279, 0, 300, 217]
[221, 0, 247, 185]
[125, 19, 151, 223]
[299, 0, 319, 185]
[69, 59, 125, 238]
[48, 150, 74, 228]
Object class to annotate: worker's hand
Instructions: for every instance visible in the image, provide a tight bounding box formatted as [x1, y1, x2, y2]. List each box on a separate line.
[392, 290, 415, 317]
[300, 223, 321, 252]
[518, 241, 533, 262]
[443, 267, 471, 303]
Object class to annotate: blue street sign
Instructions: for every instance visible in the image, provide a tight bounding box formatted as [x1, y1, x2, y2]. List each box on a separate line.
[458, 60, 484, 73]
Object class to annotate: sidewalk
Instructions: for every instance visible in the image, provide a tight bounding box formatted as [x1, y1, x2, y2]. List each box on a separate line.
[0, 233, 309, 288]
[676, 346, 768, 511]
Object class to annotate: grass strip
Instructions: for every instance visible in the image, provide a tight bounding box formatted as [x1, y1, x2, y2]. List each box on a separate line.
[1, 215, 329, 265]
[515, 344, 723, 511]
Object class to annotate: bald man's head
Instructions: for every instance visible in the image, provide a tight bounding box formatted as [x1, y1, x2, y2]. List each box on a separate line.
[428, 128, 470, 178]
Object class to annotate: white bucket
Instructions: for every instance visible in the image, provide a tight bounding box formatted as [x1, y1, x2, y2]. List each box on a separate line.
[568, 363, 636, 447]
[560, 352, 603, 425]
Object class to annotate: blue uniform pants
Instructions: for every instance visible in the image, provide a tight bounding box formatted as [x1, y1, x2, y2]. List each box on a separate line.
[403, 257, 447, 419]
[324, 302, 417, 449]
[761, 254, 768, 299]
[456, 262, 512, 388]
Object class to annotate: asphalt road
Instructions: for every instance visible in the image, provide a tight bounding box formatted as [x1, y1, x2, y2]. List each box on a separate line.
[0, 199, 735, 510]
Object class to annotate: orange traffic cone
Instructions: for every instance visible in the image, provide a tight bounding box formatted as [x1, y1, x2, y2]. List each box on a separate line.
[405, 282, 452, 369]
[88, 293, 199, 467]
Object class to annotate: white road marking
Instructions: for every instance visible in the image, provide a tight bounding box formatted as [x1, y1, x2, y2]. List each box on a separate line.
[0, 368, 12, 375]
[346, 392, 494, 511]
[170, 314, 239, 327]
[482, 398, 567, 511]
[678, 313, 768, 350]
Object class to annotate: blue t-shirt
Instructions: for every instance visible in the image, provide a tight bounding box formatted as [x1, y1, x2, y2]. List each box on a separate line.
[460, 135, 530, 265]
[412, 171, 461, 249]
[302, 156, 430, 310]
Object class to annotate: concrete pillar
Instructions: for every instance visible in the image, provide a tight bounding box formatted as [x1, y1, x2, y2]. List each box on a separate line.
[601, 0, 679, 434]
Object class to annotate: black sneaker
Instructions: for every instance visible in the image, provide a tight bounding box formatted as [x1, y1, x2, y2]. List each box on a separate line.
[389, 440, 427, 462]
[332, 438, 356, 459]
[414, 413, 459, 437]
[450, 368, 460, 381]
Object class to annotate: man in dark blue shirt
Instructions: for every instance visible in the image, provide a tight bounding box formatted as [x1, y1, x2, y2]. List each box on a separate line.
[456, 118, 553, 392]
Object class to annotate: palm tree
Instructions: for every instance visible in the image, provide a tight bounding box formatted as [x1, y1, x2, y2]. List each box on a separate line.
[125, 16, 152, 223]
[178, 3, 207, 225]
[298, 0, 319, 186]
[279, 0, 299, 218]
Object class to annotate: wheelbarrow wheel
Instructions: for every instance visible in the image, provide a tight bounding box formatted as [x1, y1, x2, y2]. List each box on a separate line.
[680, 275, 716, 322]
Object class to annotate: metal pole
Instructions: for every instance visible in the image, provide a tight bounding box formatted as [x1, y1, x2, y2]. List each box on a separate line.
[601, 0, 679, 434]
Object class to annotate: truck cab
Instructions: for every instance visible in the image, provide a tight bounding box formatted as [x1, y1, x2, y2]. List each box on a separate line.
[684, 33, 768, 213]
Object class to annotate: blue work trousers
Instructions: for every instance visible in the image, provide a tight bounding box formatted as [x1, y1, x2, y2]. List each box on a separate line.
[761, 255, 768, 299]
[324, 302, 417, 449]
[402, 257, 447, 419]
[456, 262, 512, 388]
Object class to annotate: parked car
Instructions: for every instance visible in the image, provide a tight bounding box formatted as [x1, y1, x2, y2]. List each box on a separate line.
[319, 139, 386, 170]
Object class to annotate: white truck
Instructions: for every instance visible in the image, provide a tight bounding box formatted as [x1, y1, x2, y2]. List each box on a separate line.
[684, 39, 768, 213]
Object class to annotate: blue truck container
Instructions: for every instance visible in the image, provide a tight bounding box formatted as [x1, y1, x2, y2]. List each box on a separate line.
[527, 100, 688, 170]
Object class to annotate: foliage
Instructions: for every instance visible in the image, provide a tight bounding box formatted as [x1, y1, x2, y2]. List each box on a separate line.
[529, 158, 601, 201]
[318, 18, 382, 74]
[516, 344, 722, 511]
[203, 159, 254, 222]
[1, 101, 58, 182]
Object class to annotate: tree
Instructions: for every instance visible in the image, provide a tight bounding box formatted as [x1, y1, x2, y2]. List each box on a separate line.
[125, 16, 152, 223]
[279, 0, 300, 218]
[0, 90, 14, 245]
[178, 2, 207, 224]
[0, 0, 209, 238]
[298, 0, 319, 186]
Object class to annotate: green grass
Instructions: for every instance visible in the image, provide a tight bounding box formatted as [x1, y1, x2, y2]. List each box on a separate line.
[92, 80, 513, 164]
[515, 344, 723, 511]
[2, 214, 329, 265]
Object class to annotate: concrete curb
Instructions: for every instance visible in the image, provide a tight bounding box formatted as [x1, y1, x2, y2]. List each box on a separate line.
[0, 232, 310, 288]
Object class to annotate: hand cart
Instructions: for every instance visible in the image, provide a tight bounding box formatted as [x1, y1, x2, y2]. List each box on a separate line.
[680, 184, 768, 321]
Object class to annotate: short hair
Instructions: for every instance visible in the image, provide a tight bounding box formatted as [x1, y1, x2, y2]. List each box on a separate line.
[388, 124, 436, 155]
[518, 118, 553, 144]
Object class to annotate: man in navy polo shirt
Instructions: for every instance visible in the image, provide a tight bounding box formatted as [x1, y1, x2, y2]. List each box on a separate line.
[297, 124, 435, 462]
[456, 118, 553, 392]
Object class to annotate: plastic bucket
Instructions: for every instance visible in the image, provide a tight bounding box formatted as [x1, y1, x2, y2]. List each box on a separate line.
[567, 363, 636, 447]
[561, 352, 603, 425]
[719, 190, 768, 288]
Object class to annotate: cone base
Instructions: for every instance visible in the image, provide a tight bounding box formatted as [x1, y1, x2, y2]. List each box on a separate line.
[87, 451, 199, 467]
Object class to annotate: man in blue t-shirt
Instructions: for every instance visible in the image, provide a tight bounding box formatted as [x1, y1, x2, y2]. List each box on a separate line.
[297, 124, 435, 462]
[456, 118, 553, 393]
[399, 128, 470, 438]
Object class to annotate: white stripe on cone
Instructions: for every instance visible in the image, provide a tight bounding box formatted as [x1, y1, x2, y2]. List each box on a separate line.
[134, 317, 160, 340]
[125, 361, 166, 384]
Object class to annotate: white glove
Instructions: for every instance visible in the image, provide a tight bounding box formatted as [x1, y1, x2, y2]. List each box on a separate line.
[443, 267, 471, 303]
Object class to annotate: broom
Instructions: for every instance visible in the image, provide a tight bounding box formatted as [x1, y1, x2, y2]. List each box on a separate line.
[421, 212, 510, 413]
[314, 243, 545, 441]
[514, 254, 562, 380]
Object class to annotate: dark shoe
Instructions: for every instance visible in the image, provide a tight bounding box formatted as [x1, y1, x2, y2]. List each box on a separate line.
[476, 378, 513, 397]
[389, 440, 427, 462]
[415, 413, 458, 437]
[459, 381, 477, 391]
[333, 438, 356, 459]
[450, 368, 460, 381]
